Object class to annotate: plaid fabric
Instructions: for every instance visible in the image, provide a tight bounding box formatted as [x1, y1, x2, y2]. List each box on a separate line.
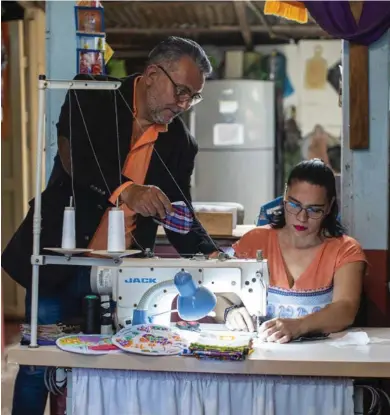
[153, 201, 193, 234]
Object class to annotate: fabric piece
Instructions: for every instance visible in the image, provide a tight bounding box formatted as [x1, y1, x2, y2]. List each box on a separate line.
[153, 201, 193, 234]
[71, 369, 354, 415]
[264, 1, 390, 46]
[88, 76, 167, 250]
[186, 332, 253, 361]
[232, 226, 367, 319]
[304, 1, 390, 46]
[264, 1, 308, 23]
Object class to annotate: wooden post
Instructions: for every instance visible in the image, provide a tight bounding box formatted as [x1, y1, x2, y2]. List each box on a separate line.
[349, 42, 369, 149]
[348, 1, 369, 150]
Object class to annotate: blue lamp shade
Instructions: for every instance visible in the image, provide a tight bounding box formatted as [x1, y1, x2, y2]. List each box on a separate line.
[174, 271, 217, 321]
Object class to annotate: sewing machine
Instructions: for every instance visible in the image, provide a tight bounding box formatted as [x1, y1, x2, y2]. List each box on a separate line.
[90, 254, 269, 330]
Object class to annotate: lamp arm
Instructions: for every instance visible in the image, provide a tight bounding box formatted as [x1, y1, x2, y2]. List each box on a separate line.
[136, 280, 176, 310]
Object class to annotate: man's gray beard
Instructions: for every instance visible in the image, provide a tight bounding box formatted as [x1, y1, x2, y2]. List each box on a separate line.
[151, 110, 178, 125]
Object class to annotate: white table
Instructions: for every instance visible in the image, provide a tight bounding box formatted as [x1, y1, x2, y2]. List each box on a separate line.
[7, 327, 390, 415]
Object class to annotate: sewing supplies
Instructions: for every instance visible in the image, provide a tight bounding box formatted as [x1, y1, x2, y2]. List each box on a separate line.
[107, 207, 126, 253]
[56, 334, 120, 355]
[112, 324, 188, 355]
[100, 294, 113, 335]
[153, 201, 193, 234]
[82, 294, 101, 334]
[61, 197, 76, 250]
[186, 332, 254, 361]
[20, 323, 80, 346]
[175, 321, 200, 332]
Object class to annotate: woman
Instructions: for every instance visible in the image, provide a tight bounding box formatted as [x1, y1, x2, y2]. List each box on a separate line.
[217, 159, 367, 343]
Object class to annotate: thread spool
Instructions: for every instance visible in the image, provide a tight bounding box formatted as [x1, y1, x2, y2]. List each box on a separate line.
[61, 198, 76, 250]
[107, 207, 125, 253]
[100, 295, 113, 335]
[82, 295, 101, 334]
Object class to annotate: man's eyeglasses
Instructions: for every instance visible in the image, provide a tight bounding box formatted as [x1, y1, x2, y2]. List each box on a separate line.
[157, 65, 203, 106]
[284, 200, 325, 220]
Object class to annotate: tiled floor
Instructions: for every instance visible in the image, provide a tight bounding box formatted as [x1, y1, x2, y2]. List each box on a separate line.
[2, 321, 50, 415]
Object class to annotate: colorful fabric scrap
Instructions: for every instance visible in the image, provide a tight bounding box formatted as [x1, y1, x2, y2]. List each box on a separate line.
[153, 201, 193, 234]
[188, 335, 254, 361]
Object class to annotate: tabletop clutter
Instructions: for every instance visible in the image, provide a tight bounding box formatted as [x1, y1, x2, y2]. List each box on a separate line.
[20, 322, 255, 361]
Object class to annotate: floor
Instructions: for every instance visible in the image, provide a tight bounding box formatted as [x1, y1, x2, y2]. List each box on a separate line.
[2, 321, 50, 415]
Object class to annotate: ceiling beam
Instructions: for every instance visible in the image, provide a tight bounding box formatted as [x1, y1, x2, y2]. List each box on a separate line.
[106, 25, 327, 37]
[233, 1, 252, 48]
[112, 50, 150, 59]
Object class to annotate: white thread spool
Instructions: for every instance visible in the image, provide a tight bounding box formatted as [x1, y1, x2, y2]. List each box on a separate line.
[61, 206, 76, 250]
[107, 207, 125, 253]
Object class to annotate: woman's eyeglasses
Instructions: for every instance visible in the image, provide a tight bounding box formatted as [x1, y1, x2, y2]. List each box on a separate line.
[157, 65, 203, 106]
[284, 200, 325, 220]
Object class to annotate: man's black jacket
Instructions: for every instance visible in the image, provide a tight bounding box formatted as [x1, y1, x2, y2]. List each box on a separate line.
[1, 74, 218, 295]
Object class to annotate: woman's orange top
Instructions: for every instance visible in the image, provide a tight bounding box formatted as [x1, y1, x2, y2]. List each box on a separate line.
[232, 226, 367, 319]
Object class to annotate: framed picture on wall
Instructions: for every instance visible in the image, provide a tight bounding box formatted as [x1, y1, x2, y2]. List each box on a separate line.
[77, 33, 105, 51]
[75, 6, 105, 35]
[77, 49, 105, 75]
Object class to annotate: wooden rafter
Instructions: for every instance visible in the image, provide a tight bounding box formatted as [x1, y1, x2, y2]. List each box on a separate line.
[106, 25, 326, 37]
[233, 0, 252, 49]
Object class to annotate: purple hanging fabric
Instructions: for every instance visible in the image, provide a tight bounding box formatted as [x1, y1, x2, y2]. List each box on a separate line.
[304, 1, 390, 45]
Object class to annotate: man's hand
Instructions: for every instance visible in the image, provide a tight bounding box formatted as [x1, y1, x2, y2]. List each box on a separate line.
[121, 184, 173, 218]
[225, 306, 255, 332]
[258, 318, 305, 344]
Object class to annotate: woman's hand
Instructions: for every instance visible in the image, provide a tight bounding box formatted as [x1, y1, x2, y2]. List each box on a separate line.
[258, 318, 305, 343]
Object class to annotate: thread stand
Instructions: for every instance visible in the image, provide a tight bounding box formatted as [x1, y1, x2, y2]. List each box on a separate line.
[29, 75, 122, 348]
[44, 248, 94, 256]
[91, 249, 142, 259]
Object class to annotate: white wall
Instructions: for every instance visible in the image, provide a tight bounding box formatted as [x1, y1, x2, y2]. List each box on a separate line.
[46, 1, 77, 180]
[255, 39, 342, 137]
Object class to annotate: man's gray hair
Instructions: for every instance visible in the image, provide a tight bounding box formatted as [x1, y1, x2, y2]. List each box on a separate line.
[147, 36, 212, 77]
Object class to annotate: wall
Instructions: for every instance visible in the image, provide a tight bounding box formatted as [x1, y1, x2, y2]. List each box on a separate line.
[341, 31, 390, 324]
[254, 40, 342, 138]
[45, 1, 76, 180]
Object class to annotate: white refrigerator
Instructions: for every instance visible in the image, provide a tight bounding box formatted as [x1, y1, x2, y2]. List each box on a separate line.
[190, 80, 276, 225]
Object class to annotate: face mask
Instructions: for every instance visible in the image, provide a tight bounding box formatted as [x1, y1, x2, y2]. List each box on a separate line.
[153, 201, 193, 234]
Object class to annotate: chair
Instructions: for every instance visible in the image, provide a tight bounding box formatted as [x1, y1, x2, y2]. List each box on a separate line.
[257, 196, 284, 226]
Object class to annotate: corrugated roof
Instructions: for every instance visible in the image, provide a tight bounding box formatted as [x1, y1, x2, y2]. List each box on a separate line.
[102, 1, 327, 53]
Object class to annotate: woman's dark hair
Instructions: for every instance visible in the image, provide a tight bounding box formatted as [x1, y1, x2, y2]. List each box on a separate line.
[270, 158, 345, 237]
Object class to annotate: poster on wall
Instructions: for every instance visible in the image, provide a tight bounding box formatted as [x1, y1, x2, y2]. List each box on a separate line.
[74, 2, 113, 75]
[75, 6, 105, 35]
[77, 49, 104, 75]
[304, 45, 328, 90]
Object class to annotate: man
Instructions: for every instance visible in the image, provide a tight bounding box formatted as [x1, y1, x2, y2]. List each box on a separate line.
[2, 36, 219, 415]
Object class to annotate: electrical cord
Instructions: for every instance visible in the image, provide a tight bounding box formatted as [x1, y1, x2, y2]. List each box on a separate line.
[44, 367, 67, 395]
[355, 384, 390, 415]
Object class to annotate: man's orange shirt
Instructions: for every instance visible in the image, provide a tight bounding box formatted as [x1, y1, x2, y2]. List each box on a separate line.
[88, 77, 167, 250]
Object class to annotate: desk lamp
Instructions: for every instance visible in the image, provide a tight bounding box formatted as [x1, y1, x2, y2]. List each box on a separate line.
[132, 271, 217, 326]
